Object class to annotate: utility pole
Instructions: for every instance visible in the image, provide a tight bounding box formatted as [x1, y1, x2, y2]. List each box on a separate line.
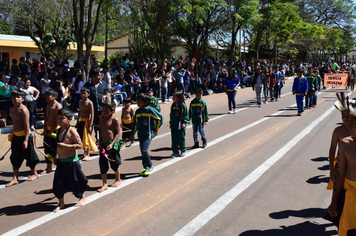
[104, 11, 108, 63]
[243, 29, 246, 63]
[239, 29, 242, 60]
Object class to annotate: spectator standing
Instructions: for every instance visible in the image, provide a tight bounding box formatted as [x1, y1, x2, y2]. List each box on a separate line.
[84, 69, 109, 141]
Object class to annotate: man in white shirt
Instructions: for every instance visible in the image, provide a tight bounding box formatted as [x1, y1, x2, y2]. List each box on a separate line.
[103, 65, 112, 90]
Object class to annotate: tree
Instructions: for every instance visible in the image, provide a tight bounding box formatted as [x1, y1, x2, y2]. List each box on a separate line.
[172, 0, 227, 62]
[72, 0, 106, 80]
[250, 0, 302, 63]
[225, 0, 259, 62]
[95, 0, 132, 45]
[10, 0, 74, 57]
[295, 0, 356, 28]
[124, 0, 179, 65]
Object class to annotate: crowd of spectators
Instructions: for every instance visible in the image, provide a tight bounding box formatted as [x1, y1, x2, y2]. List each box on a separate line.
[0, 52, 354, 128]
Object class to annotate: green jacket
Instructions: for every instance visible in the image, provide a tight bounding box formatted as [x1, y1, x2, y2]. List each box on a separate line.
[170, 103, 189, 130]
[149, 96, 161, 112]
[189, 98, 209, 124]
[132, 106, 163, 140]
[305, 73, 318, 91]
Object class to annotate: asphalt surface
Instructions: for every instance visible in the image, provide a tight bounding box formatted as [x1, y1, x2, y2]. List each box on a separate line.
[0, 79, 348, 236]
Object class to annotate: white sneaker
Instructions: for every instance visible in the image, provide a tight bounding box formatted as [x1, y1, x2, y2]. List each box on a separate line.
[229, 110, 233, 114]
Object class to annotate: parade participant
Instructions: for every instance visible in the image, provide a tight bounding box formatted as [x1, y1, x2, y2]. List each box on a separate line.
[224, 68, 239, 114]
[252, 67, 267, 107]
[331, 60, 340, 73]
[189, 88, 209, 149]
[76, 87, 98, 161]
[121, 97, 134, 148]
[292, 69, 308, 116]
[53, 109, 87, 212]
[97, 102, 122, 192]
[273, 66, 284, 101]
[312, 70, 322, 107]
[261, 67, 269, 104]
[42, 89, 62, 174]
[327, 93, 350, 190]
[6, 90, 39, 187]
[268, 67, 275, 102]
[170, 91, 189, 158]
[305, 67, 318, 109]
[328, 102, 356, 235]
[132, 93, 163, 176]
[147, 88, 161, 112]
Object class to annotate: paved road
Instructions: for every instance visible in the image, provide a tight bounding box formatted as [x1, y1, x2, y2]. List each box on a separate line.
[0, 79, 347, 236]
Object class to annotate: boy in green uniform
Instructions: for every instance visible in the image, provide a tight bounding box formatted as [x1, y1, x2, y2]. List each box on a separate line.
[147, 88, 161, 112]
[305, 67, 318, 109]
[132, 93, 163, 176]
[170, 91, 189, 157]
[189, 88, 209, 148]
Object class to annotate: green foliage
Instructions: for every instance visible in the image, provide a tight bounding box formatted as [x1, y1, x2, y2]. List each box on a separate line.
[0, 18, 11, 34]
[97, 51, 126, 67]
[128, 30, 155, 60]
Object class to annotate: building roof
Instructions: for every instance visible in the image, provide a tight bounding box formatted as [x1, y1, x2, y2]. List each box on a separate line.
[0, 34, 104, 52]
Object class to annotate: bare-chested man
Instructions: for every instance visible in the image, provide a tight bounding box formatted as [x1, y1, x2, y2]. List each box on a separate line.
[6, 90, 39, 187]
[328, 93, 351, 189]
[41, 89, 62, 174]
[53, 109, 87, 213]
[76, 87, 97, 161]
[328, 103, 356, 236]
[121, 97, 134, 148]
[98, 102, 122, 193]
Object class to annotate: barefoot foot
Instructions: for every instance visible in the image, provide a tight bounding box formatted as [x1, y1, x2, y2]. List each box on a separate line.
[129, 142, 134, 147]
[82, 155, 90, 161]
[5, 179, 19, 187]
[40, 169, 52, 175]
[111, 180, 122, 187]
[26, 174, 39, 181]
[120, 143, 126, 149]
[97, 185, 109, 193]
[75, 196, 86, 207]
[53, 203, 65, 213]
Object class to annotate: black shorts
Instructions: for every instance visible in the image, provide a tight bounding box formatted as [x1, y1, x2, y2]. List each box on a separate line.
[44, 135, 57, 163]
[122, 123, 133, 140]
[99, 148, 121, 174]
[76, 121, 86, 140]
[10, 134, 39, 170]
[53, 160, 88, 199]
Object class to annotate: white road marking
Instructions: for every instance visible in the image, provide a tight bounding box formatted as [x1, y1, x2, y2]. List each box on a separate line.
[173, 104, 336, 236]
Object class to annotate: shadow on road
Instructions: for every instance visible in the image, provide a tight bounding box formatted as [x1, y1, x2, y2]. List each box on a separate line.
[0, 197, 57, 216]
[318, 164, 330, 171]
[311, 157, 328, 162]
[265, 114, 297, 118]
[209, 113, 229, 116]
[269, 207, 327, 219]
[86, 173, 140, 181]
[151, 147, 172, 152]
[125, 155, 172, 162]
[306, 175, 329, 184]
[239, 221, 336, 236]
